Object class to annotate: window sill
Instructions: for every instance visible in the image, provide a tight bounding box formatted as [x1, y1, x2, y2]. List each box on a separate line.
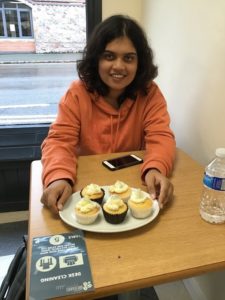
[0, 124, 49, 161]
[0, 38, 35, 41]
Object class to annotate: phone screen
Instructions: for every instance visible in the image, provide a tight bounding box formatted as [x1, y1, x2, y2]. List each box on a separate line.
[102, 154, 143, 171]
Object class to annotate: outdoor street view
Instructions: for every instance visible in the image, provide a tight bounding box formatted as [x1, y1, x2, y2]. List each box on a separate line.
[0, 59, 80, 125]
[0, 0, 85, 125]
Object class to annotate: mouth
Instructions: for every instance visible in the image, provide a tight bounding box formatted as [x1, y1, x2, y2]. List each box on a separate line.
[110, 73, 126, 79]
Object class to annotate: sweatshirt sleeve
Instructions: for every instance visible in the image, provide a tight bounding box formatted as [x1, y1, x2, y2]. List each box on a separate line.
[41, 87, 81, 188]
[141, 83, 176, 178]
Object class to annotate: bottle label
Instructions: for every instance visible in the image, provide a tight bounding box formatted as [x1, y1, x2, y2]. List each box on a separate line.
[203, 173, 225, 191]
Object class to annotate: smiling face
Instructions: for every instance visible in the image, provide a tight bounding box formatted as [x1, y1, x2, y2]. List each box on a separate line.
[98, 36, 138, 99]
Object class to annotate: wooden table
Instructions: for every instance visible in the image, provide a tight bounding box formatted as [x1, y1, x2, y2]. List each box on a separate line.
[26, 149, 225, 299]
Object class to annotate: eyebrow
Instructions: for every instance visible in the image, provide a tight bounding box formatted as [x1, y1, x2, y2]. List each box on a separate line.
[103, 50, 137, 56]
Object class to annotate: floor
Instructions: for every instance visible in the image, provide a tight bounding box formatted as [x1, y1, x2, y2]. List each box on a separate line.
[0, 210, 193, 300]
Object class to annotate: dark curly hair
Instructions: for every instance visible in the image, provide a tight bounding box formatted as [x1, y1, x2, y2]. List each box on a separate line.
[77, 14, 158, 101]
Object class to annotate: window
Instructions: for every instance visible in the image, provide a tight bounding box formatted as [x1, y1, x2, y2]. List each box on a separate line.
[0, 0, 102, 212]
[20, 11, 32, 36]
[0, 0, 102, 161]
[0, 10, 4, 36]
[0, 1, 33, 38]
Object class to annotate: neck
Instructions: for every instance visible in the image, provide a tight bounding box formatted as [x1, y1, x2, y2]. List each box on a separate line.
[104, 91, 122, 109]
[104, 96, 119, 109]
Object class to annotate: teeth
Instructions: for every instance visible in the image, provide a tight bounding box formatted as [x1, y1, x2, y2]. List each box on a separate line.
[112, 74, 124, 78]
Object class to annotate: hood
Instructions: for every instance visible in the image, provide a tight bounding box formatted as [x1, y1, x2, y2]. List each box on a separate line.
[91, 94, 136, 152]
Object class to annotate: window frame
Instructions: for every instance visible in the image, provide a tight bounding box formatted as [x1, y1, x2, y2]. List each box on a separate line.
[19, 9, 33, 37]
[0, 0, 102, 161]
[0, 1, 34, 38]
[86, 0, 102, 40]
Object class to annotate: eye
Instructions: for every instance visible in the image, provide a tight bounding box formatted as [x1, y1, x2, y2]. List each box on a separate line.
[102, 52, 115, 61]
[124, 54, 137, 63]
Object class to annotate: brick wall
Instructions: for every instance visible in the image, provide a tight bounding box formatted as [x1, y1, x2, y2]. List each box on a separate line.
[0, 40, 36, 53]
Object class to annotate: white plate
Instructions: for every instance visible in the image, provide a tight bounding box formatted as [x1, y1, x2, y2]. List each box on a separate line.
[59, 186, 160, 233]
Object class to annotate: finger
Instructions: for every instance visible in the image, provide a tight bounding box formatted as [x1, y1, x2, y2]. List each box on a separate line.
[158, 189, 170, 208]
[47, 195, 60, 214]
[40, 193, 51, 208]
[157, 179, 169, 207]
[158, 183, 173, 209]
[146, 176, 157, 199]
[41, 192, 59, 214]
[57, 185, 72, 211]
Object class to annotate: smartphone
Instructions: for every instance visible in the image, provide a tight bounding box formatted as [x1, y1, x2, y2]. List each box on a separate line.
[102, 154, 143, 171]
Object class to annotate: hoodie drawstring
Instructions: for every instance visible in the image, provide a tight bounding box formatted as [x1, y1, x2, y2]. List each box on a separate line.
[110, 112, 121, 152]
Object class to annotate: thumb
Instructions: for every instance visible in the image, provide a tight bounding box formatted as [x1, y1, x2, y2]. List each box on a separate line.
[145, 172, 157, 199]
[148, 185, 157, 200]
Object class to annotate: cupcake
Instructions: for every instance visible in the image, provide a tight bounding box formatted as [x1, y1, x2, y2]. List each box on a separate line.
[102, 195, 128, 224]
[108, 180, 131, 203]
[128, 189, 153, 219]
[80, 183, 105, 205]
[75, 197, 101, 225]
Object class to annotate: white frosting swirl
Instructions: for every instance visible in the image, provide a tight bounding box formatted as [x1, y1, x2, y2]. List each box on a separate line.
[130, 189, 147, 203]
[76, 197, 98, 213]
[109, 180, 128, 193]
[85, 183, 101, 195]
[105, 195, 124, 211]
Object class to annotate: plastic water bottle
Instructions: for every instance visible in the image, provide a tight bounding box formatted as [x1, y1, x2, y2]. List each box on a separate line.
[199, 148, 225, 224]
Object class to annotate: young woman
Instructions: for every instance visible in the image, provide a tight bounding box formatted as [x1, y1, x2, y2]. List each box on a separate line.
[41, 15, 176, 214]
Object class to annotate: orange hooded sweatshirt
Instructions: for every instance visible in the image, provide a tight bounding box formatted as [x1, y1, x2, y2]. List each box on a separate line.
[41, 80, 176, 187]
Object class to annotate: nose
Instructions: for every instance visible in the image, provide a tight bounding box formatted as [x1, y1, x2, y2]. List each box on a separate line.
[112, 58, 125, 70]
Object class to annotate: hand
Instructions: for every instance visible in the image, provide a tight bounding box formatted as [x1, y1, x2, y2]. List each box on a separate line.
[144, 169, 174, 209]
[41, 179, 73, 214]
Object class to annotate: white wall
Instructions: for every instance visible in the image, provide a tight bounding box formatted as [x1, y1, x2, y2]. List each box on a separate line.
[142, 0, 225, 166]
[142, 0, 225, 299]
[102, 0, 142, 23]
[102, 0, 225, 299]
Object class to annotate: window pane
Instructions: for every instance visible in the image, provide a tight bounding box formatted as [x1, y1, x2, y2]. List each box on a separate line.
[0, 0, 91, 126]
[0, 11, 4, 36]
[18, 4, 30, 9]
[5, 9, 19, 37]
[4, 3, 17, 9]
[20, 11, 32, 37]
